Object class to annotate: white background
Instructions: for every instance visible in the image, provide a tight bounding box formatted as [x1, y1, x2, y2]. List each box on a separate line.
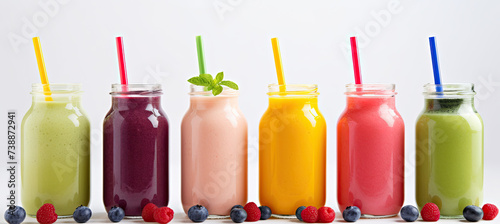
[1, 0, 499, 223]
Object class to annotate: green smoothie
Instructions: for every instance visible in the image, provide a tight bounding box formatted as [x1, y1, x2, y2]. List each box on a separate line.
[21, 99, 90, 216]
[416, 98, 483, 217]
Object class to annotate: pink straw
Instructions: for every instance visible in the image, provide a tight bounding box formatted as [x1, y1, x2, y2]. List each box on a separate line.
[116, 37, 128, 86]
[350, 36, 362, 84]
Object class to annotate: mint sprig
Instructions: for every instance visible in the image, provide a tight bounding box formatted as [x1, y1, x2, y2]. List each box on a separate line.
[188, 72, 239, 96]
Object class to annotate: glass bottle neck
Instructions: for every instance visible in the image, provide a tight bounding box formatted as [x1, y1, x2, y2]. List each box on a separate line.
[31, 94, 83, 104]
[424, 97, 475, 113]
[189, 95, 239, 110]
[268, 96, 319, 109]
[112, 95, 162, 109]
[346, 96, 395, 110]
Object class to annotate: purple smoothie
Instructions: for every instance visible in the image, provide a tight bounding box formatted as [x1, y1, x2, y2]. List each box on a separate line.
[103, 87, 169, 216]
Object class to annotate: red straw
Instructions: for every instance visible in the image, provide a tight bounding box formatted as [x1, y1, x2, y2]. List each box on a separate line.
[350, 36, 362, 84]
[116, 37, 128, 85]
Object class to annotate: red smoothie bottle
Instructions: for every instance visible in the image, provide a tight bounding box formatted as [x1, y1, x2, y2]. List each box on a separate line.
[337, 83, 404, 217]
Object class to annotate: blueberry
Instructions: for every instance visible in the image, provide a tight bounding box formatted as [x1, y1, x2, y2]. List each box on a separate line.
[259, 206, 272, 220]
[188, 205, 209, 222]
[230, 208, 247, 223]
[73, 205, 92, 223]
[463, 205, 483, 222]
[4, 205, 26, 224]
[295, 206, 306, 221]
[400, 205, 419, 222]
[108, 206, 125, 222]
[343, 206, 361, 222]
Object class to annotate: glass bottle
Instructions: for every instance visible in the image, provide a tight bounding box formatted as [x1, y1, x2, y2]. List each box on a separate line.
[103, 84, 169, 217]
[181, 85, 248, 217]
[21, 83, 90, 217]
[337, 83, 404, 217]
[416, 83, 483, 218]
[259, 84, 326, 216]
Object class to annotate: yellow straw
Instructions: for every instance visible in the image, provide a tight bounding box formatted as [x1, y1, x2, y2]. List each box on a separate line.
[271, 37, 286, 92]
[32, 37, 52, 101]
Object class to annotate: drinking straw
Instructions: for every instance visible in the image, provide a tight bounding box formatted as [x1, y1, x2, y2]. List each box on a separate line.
[196, 36, 206, 75]
[115, 37, 128, 85]
[428, 37, 443, 92]
[32, 37, 53, 101]
[350, 36, 362, 85]
[271, 38, 286, 92]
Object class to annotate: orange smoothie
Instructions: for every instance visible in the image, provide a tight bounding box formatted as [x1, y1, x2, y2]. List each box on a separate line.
[259, 84, 326, 215]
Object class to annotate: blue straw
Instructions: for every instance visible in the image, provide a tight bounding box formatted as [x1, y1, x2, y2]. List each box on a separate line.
[429, 37, 443, 92]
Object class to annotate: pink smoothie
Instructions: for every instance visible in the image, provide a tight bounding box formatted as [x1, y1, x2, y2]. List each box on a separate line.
[337, 94, 404, 216]
[181, 92, 247, 216]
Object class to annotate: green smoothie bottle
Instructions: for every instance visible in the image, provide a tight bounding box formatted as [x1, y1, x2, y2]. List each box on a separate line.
[21, 84, 90, 217]
[416, 83, 483, 218]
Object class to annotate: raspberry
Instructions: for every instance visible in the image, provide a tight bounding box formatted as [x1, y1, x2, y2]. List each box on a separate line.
[243, 202, 261, 222]
[482, 203, 499, 220]
[153, 207, 174, 224]
[301, 206, 319, 223]
[36, 204, 58, 224]
[142, 203, 158, 222]
[318, 206, 335, 223]
[421, 203, 440, 221]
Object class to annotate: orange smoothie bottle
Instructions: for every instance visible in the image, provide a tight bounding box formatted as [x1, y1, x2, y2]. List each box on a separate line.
[259, 84, 326, 215]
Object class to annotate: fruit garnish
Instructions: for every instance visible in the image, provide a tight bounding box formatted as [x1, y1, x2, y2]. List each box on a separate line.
[73, 205, 92, 223]
[188, 205, 208, 222]
[108, 206, 124, 223]
[142, 203, 158, 222]
[4, 205, 26, 224]
[301, 206, 319, 223]
[36, 204, 57, 224]
[259, 206, 272, 220]
[318, 206, 335, 222]
[342, 206, 360, 222]
[400, 205, 419, 222]
[296, 206, 306, 221]
[188, 72, 238, 96]
[153, 207, 174, 224]
[483, 203, 499, 220]
[463, 205, 483, 222]
[230, 208, 247, 223]
[243, 202, 261, 222]
[421, 203, 440, 221]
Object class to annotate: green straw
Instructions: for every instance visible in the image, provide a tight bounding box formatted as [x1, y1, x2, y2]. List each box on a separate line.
[196, 36, 206, 75]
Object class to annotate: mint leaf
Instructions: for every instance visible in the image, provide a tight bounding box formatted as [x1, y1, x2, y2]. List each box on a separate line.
[220, 80, 239, 90]
[188, 77, 208, 86]
[200, 74, 214, 86]
[215, 72, 224, 84]
[212, 85, 223, 96]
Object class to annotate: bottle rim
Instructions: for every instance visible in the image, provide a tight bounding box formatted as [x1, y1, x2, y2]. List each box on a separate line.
[423, 83, 475, 97]
[267, 84, 319, 96]
[110, 84, 162, 95]
[188, 85, 239, 96]
[345, 83, 396, 96]
[31, 83, 82, 94]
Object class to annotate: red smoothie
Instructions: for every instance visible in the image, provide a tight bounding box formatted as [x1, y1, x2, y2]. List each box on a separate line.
[337, 84, 404, 217]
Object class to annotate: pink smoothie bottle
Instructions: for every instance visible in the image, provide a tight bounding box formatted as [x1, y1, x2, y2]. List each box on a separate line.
[337, 83, 404, 217]
[181, 85, 248, 217]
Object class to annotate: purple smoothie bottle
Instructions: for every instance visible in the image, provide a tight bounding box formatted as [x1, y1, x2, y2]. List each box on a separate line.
[103, 84, 169, 217]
